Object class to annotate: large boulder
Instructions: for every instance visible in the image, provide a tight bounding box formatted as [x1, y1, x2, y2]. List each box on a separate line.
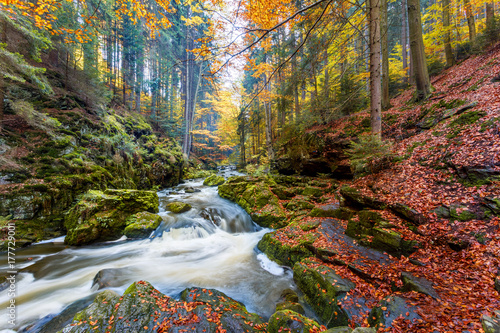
[64, 189, 159, 245]
[219, 176, 288, 228]
[61, 281, 266, 333]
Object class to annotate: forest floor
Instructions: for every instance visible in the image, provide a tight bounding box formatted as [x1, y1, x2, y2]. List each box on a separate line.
[247, 43, 500, 332]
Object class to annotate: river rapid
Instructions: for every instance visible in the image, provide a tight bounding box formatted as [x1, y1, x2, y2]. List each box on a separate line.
[0, 169, 295, 332]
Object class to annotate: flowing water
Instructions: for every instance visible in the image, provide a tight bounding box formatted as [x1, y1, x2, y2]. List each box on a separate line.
[0, 169, 295, 331]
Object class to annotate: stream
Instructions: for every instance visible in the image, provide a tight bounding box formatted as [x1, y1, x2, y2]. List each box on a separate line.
[0, 169, 295, 332]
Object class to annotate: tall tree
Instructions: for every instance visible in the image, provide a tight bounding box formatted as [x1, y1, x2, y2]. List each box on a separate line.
[368, 0, 382, 136]
[442, 0, 454, 67]
[407, 0, 430, 100]
[381, 0, 390, 110]
[464, 0, 476, 43]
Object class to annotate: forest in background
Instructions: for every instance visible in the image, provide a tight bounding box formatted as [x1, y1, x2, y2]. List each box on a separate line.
[1, 0, 499, 169]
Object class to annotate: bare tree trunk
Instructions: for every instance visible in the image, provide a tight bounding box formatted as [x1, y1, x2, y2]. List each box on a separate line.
[486, 3, 495, 29]
[464, 0, 476, 42]
[369, 0, 382, 137]
[135, 48, 144, 113]
[263, 72, 275, 161]
[443, 0, 455, 67]
[408, 0, 431, 100]
[381, 0, 390, 110]
[291, 32, 300, 121]
[402, 0, 408, 83]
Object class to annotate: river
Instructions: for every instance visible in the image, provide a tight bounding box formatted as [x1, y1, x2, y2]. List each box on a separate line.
[0, 169, 295, 332]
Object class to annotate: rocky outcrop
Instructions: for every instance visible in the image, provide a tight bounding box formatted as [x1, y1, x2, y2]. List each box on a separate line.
[64, 189, 159, 245]
[61, 281, 267, 333]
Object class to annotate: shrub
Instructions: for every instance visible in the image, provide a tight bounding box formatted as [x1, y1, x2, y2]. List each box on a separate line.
[346, 134, 394, 176]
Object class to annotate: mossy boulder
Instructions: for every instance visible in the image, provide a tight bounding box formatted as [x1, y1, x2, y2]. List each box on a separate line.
[340, 185, 387, 210]
[257, 232, 314, 267]
[219, 176, 288, 228]
[203, 174, 225, 186]
[64, 189, 159, 245]
[293, 260, 354, 328]
[62, 281, 266, 333]
[123, 211, 162, 238]
[267, 310, 323, 333]
[167, 201, 192, 214]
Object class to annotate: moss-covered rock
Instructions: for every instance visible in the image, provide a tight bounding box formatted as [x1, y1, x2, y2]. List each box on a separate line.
[167, 201, 192, 214]
[203, 174, 225, 186]
[293, 260, 353, 328]
[219, 176, 288, 228]
[64, 189, 159, 245]
[62, 281, 267, 333]
[257, 232, 314, 267]
[123, 211, 162, 238]
[267, 310, 324, 333]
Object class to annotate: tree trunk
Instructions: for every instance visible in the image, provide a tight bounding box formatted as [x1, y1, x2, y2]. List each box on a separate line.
[464, 0, 476, 43]
[381, 0, 390, 110]
[182, 20, 192, 157]
[402, 0, 408, 83]
[263, 72, 275, 161]
[291, 32, 300, 121]
[442, 0, 454, 67]
[369, 0, 382, 137]
[407, 0, 431, 100]
[135, 48, 144, 113]
[486, 3, 495, 28]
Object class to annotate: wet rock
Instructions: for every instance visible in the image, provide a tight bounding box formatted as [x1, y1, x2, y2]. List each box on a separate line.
[268, 310, 323, 333]
[495, 276, 500, 293]
[257, 232, 315, 267]
[203, 174, 225, 186]
[482, 311, 500, 333]
[368, 295, 420, 330]
[64, 189, 159, 246]
[167, 201, 192, 214]
[62, 281, 266, 333]
[401, 272, 440, 299]
[293, 259, 354, 328]
[123, 211, 162, 238]
[275, 289, 304, 315]
[91, 268, 131, 290]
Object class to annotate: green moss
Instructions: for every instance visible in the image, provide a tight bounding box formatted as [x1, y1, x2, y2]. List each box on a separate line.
[450, 110, 487, 127]
[268, 310, 322, 333]
[203, 174, 225, 186]
[167, 201, 192, 214]
[257, 232, 313, 267]
[293, 260, 352, 327]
